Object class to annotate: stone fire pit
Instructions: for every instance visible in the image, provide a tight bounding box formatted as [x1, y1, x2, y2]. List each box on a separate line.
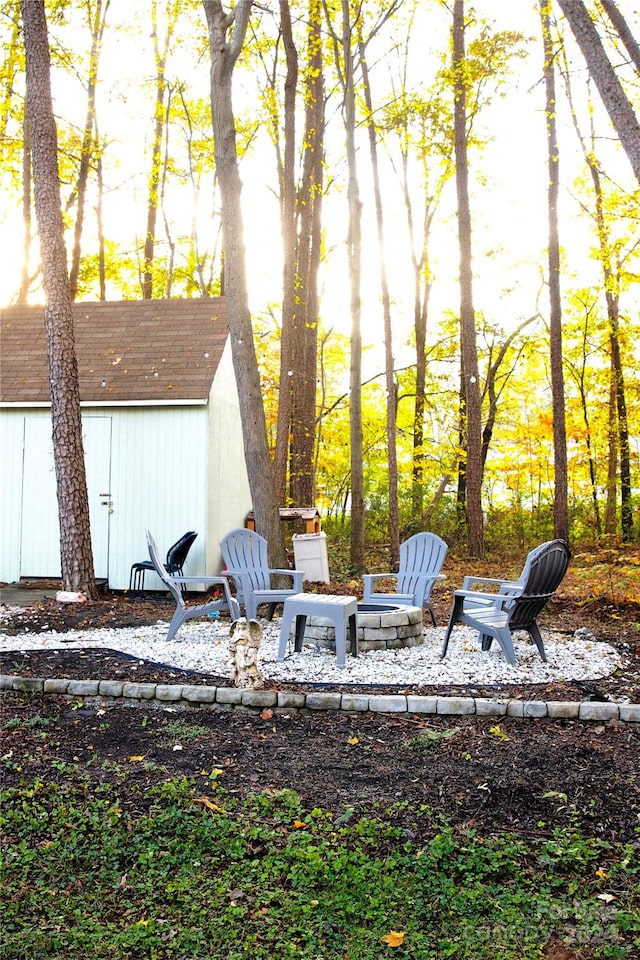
[304, 603, 424, 654]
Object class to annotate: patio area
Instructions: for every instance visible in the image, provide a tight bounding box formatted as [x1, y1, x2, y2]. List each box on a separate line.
[0, 608, 622, 689]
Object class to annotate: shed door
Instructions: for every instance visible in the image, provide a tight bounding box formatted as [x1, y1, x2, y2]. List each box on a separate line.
[20, 416, 112, 580]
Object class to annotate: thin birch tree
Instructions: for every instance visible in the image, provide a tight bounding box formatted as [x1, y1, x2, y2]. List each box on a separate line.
[540, 0, 569, 542]
[67, 0, 109, 300]
[452, 0, 484, 557]
[323, 0, 365, 571]
[142, 0, 180, 299]
[359, 34, 400, 567]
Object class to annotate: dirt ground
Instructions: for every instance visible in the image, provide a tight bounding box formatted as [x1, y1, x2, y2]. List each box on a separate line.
[1, 584, 639, 847]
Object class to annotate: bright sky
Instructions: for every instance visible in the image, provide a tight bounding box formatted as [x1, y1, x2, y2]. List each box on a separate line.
[2, 0, 638, 364]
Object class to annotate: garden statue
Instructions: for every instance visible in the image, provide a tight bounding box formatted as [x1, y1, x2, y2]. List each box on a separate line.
[229, 617, 264, 688]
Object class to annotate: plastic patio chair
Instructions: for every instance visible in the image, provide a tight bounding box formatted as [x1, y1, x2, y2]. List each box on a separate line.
[363, 532, 448, 625]
[146, 530, 240, 640]
[129, 530, 198, 597]
[441, 539, 571, 666]
[220, 527, 304, 620]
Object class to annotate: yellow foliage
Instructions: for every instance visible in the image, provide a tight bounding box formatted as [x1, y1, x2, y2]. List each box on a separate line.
[381, 930, 406, 947]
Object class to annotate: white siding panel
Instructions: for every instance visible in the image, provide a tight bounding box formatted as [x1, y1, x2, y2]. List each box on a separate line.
[206, 341, 252, 571]
[1, 393, 250, 591]
[105, 405, 209, 590]
[0, 413, 26, 583]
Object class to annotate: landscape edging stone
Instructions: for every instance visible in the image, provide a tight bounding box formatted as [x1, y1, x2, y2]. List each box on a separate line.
[1, 674, 637, 721]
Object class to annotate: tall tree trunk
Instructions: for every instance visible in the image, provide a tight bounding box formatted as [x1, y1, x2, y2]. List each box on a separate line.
[323, 0, 365, 568]
[0, 12, 21, 142]
[19, 110, 32, 303]
[290, 0, 324, 509]
[604, 380, 618, 534]
[203, 0, 286, 567]
[96, 152, 106, 299]
[558, 40, 633, 540]
[142, 0, 178, 299]
[558, 0, 640, 184]
[360, 36, 400, 567]
[600, 0, 640, 73]
[340, 0, 365, 571]
[160, 85, 177, 297]
[21, 0, 97, 598]
[480, 316, 537, 472]
[453, 0, 484, 557]
[273, 0, 298, 506]
[68, 0, 109, 300]
[588, 166, 633, 540]
[540, 0, 569, 542]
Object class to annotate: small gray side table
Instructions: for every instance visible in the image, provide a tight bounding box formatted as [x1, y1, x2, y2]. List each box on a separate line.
[278, 593, 358, 668]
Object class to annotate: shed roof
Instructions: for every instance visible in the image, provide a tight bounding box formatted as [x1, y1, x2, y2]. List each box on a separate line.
[0, 298, 228, 405]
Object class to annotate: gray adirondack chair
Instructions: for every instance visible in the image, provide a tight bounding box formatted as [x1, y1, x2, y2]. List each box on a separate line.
[363, 532, 448, 625]
[220, 528, 305, 620]
[441, 539, 571, 665]
[146, 530, 240, 640]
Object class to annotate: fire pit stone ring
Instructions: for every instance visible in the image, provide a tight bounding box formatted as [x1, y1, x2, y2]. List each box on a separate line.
[305, 602, 425, 654]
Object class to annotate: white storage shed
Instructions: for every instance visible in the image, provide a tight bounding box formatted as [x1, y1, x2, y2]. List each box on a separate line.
[0, 299, 252, 590]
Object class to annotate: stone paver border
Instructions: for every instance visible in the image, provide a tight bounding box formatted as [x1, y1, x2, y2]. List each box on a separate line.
[1, 673, 638, 722]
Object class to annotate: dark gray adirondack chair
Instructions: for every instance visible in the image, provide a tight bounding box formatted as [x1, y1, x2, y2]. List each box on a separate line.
[363, 532, 448, 625]
[441, 539, 570, 666]
[220, 528, 304, 620]
[146, 530, 240, 640]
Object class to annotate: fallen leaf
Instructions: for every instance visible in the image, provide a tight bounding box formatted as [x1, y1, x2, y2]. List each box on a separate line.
[597, 893, 617, 903]
[260, 708, 274, 720]
[292, 820, 307, 829]
[128, 755, 145, 762]
[192, 795, 225, 813]
[347, 736, 359, 745]
[489, 725, 509, 742]
[381, 930, 405, 947]
[595, 868, 609, 879]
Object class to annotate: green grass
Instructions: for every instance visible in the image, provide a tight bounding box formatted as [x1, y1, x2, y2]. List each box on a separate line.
[1, 776, 639, 959]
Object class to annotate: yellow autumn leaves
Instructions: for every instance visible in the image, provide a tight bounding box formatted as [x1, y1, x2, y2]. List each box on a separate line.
[381, 929, 406, 947]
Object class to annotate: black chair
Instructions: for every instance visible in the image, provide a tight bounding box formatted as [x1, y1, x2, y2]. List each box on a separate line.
[441, 540, 571, 665]
[145, 530, 239, 639]
[129, 531, 197, 597]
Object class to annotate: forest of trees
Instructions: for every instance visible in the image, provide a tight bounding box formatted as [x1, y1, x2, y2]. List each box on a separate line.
[2, 0, 639, 589]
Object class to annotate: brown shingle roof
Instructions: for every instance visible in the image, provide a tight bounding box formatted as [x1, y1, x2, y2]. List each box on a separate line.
[0, 299, 228, 404]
